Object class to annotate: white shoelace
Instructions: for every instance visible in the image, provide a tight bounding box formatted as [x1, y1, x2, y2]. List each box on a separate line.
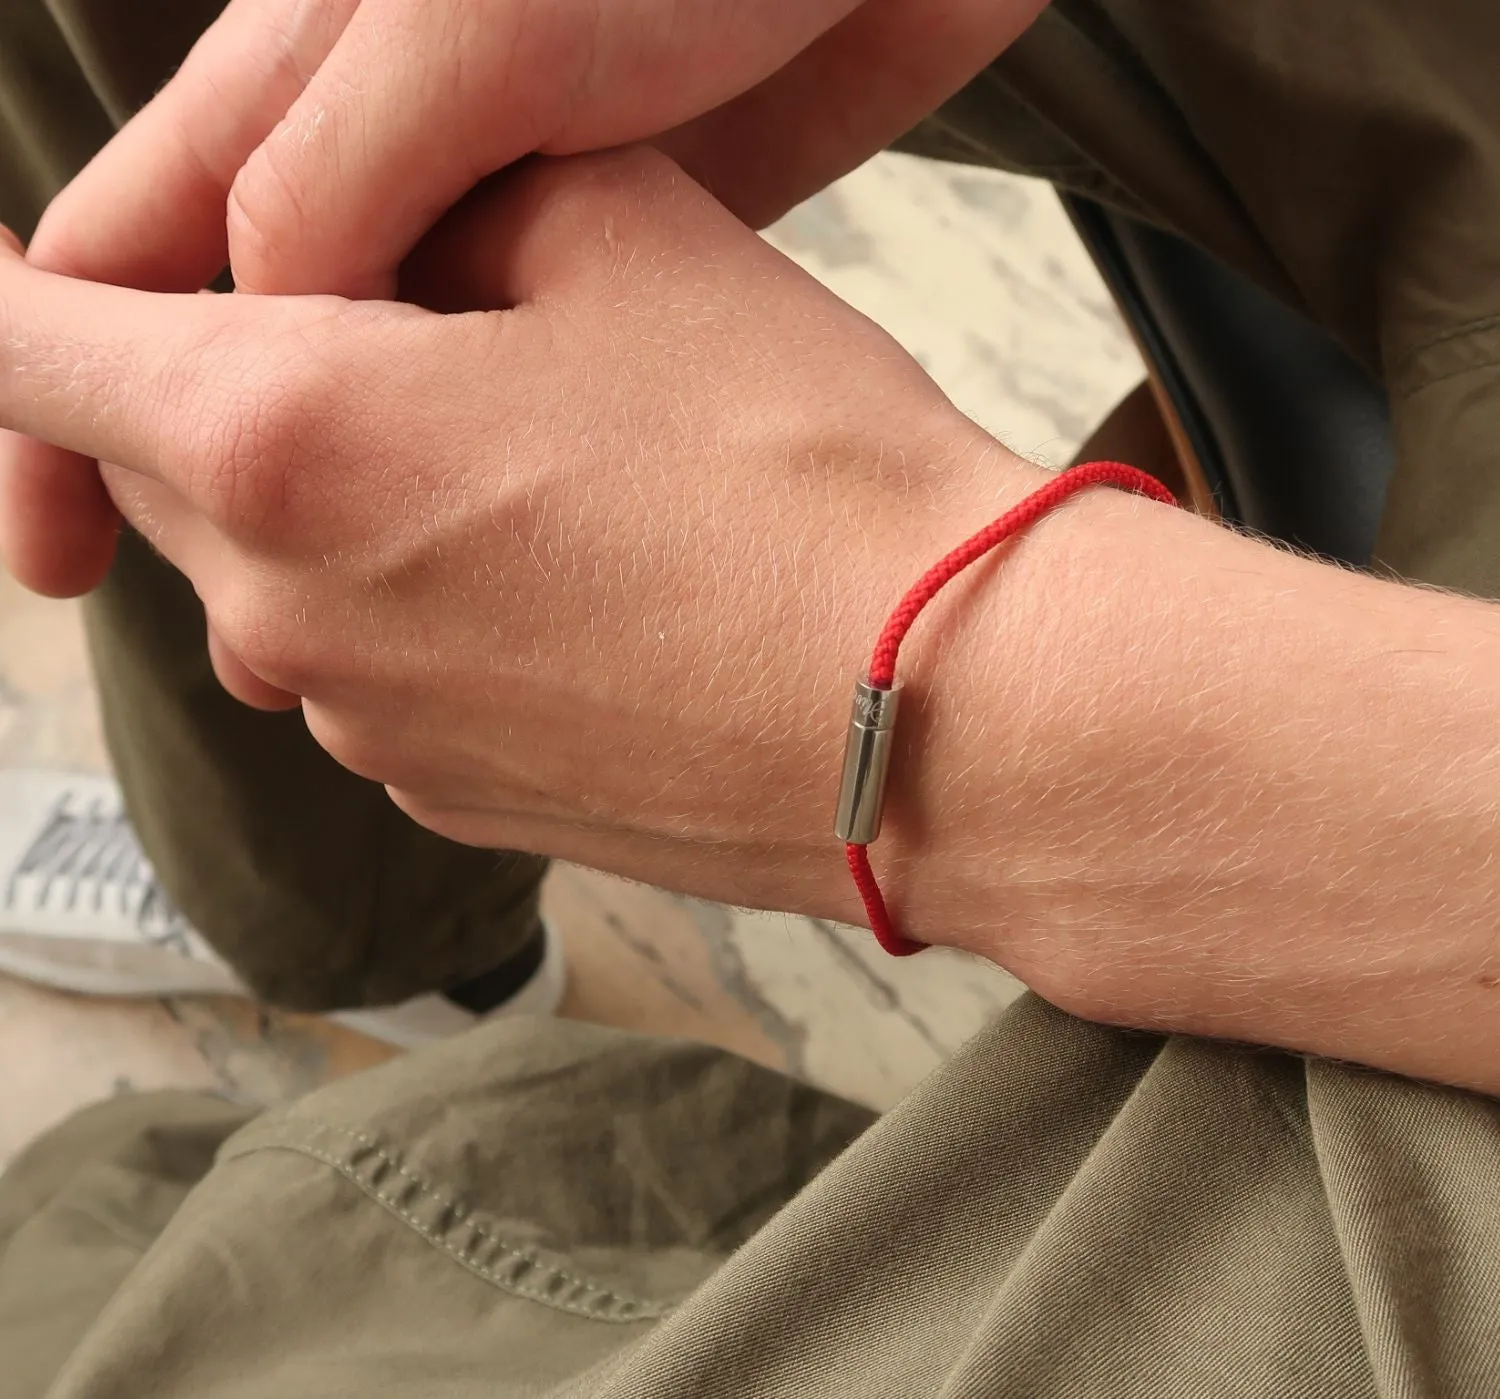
[3, 786, 193, 950]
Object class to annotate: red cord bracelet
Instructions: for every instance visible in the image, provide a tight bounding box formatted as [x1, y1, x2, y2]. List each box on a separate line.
[834, 461, 1177, 957]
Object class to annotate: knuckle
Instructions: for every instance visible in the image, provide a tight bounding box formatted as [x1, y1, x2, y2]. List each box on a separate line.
[166, 305, 362, 538]
[206, 575, 314, 694]
[226, 139, 316, 289]
[205, 582, 277, 676]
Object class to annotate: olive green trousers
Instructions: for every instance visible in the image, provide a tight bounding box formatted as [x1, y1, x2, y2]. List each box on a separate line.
[5, 2, 1500, 1395]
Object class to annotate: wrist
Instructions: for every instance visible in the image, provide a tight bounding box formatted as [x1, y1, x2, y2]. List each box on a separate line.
[809, 424, 1057, 935]
[843, 454, 1500, 1091]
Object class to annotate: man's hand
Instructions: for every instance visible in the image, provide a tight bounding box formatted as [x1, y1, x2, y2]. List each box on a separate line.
[28, 0, 1050, 299]
[0, 0, 1049, 600]
[7, 150, 1496, 1096]
[0, 148, 1020, 917]
[40, 0, 872, 304]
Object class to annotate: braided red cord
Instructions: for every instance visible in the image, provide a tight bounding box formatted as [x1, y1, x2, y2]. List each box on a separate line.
[847, 842, 926, 957]
[849, 461, 1176, 957]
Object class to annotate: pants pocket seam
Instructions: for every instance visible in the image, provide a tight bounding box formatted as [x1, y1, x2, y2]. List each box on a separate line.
[220, 1118, 675, 1324]
[1391, 315, 1500, 398]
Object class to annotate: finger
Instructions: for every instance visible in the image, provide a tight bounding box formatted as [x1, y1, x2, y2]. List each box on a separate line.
[0, 221, 116, 595]
[96, 462, 219, 577]
[659, 0, 1052, 227]
[99, 458, 300, 709]
[104, 458, 298, 709]
[10, 0, 353, 596]
[208, 623, 302, 710]
[0, 432, 118, 596]
[227, 0, 863, 297]
[0, 240, 343, 494]
[29, 0, 356, 293]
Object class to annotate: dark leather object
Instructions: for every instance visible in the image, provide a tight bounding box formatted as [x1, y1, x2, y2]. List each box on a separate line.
[1063, 196, 1395, 568]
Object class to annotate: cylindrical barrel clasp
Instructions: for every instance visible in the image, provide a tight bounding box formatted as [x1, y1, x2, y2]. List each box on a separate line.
[834, 680, 901, 844]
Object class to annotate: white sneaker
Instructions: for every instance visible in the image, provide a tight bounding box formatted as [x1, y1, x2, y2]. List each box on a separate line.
[0, 769, 565, 1048]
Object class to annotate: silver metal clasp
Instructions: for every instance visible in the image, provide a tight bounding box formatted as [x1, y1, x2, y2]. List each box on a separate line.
[834, 679, 901, 844]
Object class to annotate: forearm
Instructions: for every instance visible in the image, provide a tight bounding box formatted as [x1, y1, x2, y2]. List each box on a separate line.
[13, 122, 1492, 1093]
[859, 442, 1500, 1092]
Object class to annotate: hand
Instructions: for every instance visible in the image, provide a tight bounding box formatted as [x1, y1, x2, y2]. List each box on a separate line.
[0, 0, 1048, 601]
[0, 149, 1032, 922]
[6, 154, 1498, 1095]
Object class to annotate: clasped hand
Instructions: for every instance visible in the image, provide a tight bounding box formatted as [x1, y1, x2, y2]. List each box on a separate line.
[0, 149, 1016, 921]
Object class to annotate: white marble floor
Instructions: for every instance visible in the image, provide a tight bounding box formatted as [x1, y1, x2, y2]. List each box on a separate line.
[0, 153, 1143, 1164]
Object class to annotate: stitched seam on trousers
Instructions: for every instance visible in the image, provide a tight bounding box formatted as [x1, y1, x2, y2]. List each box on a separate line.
[220, 1120, 673, 1323]
[1391, 315, 1500, 398]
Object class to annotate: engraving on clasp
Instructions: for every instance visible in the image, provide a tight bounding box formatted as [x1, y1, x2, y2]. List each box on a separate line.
[852, 682, 898, 730]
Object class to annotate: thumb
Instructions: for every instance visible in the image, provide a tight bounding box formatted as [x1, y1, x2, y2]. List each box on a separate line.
[226, 0, 567, 297]
[226, 0, 862, 298]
